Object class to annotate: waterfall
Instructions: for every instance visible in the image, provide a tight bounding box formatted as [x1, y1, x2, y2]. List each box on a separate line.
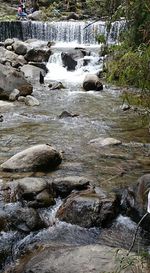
[0, 20, 124, 44]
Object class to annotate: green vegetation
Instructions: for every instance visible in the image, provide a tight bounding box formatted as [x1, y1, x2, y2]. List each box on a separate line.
[106, 44, 150, 90]
[104, 0, 150, 93]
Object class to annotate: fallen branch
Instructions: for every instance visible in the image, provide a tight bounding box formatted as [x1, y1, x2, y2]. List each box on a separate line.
[84, 19, 101, 29]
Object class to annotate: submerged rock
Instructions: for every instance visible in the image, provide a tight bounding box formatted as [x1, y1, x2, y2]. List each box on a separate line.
[89, 137, 122, 147]
[1, 144, 62, 172]
[58, 111, 79, 119]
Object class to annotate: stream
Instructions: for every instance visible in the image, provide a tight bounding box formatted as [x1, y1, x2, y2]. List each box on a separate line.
[0, 22, 150, 272]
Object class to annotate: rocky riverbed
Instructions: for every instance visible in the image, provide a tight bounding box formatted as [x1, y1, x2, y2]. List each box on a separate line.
[0, 36, 150, 272]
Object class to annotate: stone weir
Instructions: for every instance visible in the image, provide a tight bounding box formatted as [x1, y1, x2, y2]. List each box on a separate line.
[0, 20, 124, 44]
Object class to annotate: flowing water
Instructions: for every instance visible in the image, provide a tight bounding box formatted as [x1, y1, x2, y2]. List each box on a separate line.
[0, 20, 150, 271]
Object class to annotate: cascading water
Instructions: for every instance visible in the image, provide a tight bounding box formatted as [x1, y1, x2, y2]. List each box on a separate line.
[45, 43, 103, 85]
[0, 20, 125, 43]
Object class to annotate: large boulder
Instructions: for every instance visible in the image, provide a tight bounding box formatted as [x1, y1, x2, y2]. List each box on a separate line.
[14, 177, 55, 208]
[0, 47, 27, 67]
[8, 244, 147, 273]
[61, 52, 77, 71]
[13, 41, 28, 55]
[0, 64, 33, 100]
[21, 64, 46, 80]
[83, 74, 103, 91]
[56, 188, 119, 228]
[24, 48, 51, 62]
[0, 144, 62, 172]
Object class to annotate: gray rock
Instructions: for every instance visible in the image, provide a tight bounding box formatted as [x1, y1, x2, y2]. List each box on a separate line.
[0, 203, 45, 232]
[17, 96, 26, 102]
[89, 137, 122, 147]
[52, 176, 90, 198]
[83, 74, 103, 91]
[14, 177, 55, 208]
[0, 64, 33, 100]
[61, 52, 77, 71]
[25, 95, 40, 106]
[9, 89, 20, 101]
[6, 45, 13, 51]
[24, 48, 51, 62]
[1, 144, 62, 172]
[27, 10, 44, 21]
[21, 64, 45, 80]
[11, 244, 145, 273]
[4, 38, 14, 47]
[13, 41, 27, 55]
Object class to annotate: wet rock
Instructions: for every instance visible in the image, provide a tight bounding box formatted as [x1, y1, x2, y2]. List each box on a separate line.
[48, 82, 65, 90]
[0, 209, 7, 231]
[0, 47, 26, 66]
[52, 176, 91, 198]
[61, 52, 77, 71]
[83, 74, 103, 91]
[24, 48, 51, 62]
[13, 41, 27, 56]
[47, 41, 55, 47]
[89, 137, 122, 147]
[0, 114, 3, 122]
[14, 177, 55, 208]
[0, 203, 45, 232]
[25, 95, 40, 106]
[135, 174, 150, 213]
[118, 174, 150, 232]
[33, 189, 55, 208]
[0, 64, 33, 100]
[9, 244, 146, 273]
[9, 89, 20, 101]
[39, 71, 44, 84]
[56, 188, 119, 228]
[1, 144, 62, 172]
[28, 62, 48, 73]
[58, 111, 79, 119]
